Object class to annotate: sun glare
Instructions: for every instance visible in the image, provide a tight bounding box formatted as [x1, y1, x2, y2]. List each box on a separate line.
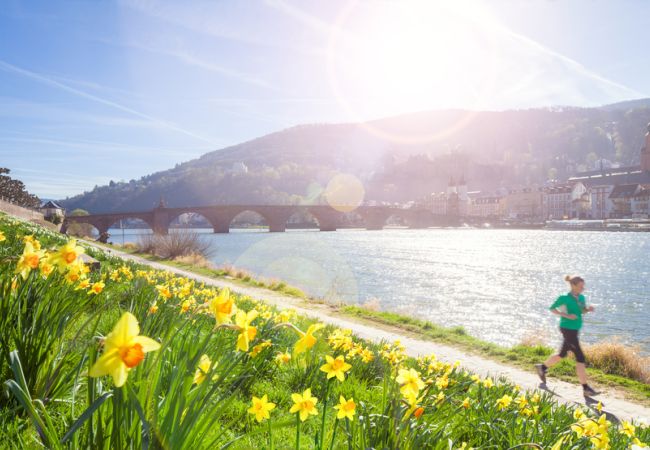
[327, 0, 501, 143]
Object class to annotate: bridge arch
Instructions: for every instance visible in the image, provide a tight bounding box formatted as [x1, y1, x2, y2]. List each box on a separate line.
[228, 210, 270, 232]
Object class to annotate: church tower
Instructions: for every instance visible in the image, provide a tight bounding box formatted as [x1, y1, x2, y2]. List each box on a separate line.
[642, 122, 650, 172]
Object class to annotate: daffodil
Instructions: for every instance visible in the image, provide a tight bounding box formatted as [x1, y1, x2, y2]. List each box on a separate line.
[462, 397, 470, 409]
[88, 281, 105, 295]
[235, 309, 258, 352]
[248, 395, 276, 422]
[149, 302, 159, 314]
[15, 241, 45, 279]
[515, 395, 528, 409]
[621, 420, 635, 438]
[88, 312, 161, 387]
[320, 355, 352, 382]
[250, 341, 272, 357]
[294, 323, 324, 354]
[333, 395, 356, 421]
[275, 351, 291, 364]
[290, 388, 319, 422]
[193, 354, 212, 385]
[209, 287, 236, 324]
[39, 259, 54, 278]
[51, 239, 84, 271]
[496, 394, 512, 410]
[0, 230, 5, 242]
[396, 368, 425, 399]
[156, 285, 172, 300]
[482, 377, 494, 389]
[75, 279, 91, 291]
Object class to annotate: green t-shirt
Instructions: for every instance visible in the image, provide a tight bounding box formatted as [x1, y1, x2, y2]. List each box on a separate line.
[549, 293, 586, 330]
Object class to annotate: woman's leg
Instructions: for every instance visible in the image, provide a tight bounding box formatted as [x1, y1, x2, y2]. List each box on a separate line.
[576, 362, 588, 384]
[545, 328, 571, 367]
[543, 354, 562, 367]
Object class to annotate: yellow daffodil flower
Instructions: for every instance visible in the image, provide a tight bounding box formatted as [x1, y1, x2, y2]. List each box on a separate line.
[462, 397, 471, 409]
[15, 241, 45, 279]
[275, 352, 291, 364]
[0, 230, 5, 242]
[88, 281, 105, 295]
[320, 355, 352, 382]
[333, 395, 356, 421]
[290, 388, 319, 422]
[248, 395, 276, 423]
[621, 420, 635, 438]
[193, 354, 212, 385]
[396, 368, 425, 398]
[235, 309, 258, 352]
[51, 239, 84, 271]
[88, 312, 161, 387]
[209, 288, 236, 324]
[294, 323, 324, 354]
[496, 394, 512, 410]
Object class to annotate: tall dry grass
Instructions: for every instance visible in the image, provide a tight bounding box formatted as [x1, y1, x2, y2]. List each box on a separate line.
[137, 230, 214, 260]
[585, 340, 650, 384]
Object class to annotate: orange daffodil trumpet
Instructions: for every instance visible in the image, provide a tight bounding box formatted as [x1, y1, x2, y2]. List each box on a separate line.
[89, 312, 161, 387]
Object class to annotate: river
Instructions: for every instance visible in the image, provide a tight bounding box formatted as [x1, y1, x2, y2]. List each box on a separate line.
[108, 227, 650, 353]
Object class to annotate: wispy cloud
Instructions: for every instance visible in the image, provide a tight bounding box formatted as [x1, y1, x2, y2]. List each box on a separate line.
[0, 59, 221, 145]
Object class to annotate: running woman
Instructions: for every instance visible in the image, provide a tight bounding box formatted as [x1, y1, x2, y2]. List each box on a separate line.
[535, 275, 598, 396]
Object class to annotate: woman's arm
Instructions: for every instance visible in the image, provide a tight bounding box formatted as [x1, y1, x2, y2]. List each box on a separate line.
[550, 309, 577, 320]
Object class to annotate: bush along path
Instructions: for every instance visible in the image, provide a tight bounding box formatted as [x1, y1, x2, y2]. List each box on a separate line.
[87, 240, 650, 426]
[0, 213, 648, 449]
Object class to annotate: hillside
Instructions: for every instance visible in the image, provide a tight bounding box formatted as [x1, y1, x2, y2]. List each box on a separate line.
[60, 101, 650, 213]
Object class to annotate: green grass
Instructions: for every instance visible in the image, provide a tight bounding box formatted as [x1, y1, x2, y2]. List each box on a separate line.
[1, 214, 648, 449]
[339, 306, 650, 404]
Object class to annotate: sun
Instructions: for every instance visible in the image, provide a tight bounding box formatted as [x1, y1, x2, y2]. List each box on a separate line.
[326, 0, 501, 144]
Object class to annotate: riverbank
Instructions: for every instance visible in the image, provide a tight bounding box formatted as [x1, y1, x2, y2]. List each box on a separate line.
[91, 240, 650, 412]
[2, 212, 649, 449]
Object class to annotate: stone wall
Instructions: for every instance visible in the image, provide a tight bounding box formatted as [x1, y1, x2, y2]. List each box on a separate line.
[0, 198, 44, 222]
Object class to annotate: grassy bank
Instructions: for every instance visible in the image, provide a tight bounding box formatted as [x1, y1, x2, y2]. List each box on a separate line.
[4, 216, 646, 448]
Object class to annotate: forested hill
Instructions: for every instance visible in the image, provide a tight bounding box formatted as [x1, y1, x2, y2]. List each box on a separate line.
[60, 100, 650, 213]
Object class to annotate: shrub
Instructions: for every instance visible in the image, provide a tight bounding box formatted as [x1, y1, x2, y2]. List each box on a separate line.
[137, 231, 214, 260]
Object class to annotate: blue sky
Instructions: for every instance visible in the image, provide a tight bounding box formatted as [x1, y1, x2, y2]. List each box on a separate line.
[1, 0, 649, 199]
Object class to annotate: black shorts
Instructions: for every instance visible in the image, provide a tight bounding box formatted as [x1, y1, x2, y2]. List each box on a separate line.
[558, 327, 586, 363]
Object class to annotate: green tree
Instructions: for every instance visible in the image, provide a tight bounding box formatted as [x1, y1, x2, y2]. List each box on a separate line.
[66, 209, 94, 237]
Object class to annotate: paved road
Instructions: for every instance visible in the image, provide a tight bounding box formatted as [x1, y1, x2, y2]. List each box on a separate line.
[88, 242, 649, 425]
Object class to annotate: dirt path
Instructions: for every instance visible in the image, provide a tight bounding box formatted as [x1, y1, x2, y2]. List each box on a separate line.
[90, 243, 650, 424]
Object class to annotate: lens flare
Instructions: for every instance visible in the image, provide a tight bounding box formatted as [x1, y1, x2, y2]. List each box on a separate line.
[324, 173, 365, 212]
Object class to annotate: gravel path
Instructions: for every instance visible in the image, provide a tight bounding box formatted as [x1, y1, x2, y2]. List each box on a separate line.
[90, 243, 649, 424]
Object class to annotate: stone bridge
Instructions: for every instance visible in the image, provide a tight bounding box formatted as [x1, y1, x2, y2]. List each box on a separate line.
[61, 204, 463, 236]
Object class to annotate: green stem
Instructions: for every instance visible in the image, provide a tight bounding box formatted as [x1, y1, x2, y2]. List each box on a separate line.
[295, 413, 300, 450]
[268, 417, 274, 450]
[345, 418, 352, 450]
[328, 420, 338, 450]
[319, 379, 331, 449]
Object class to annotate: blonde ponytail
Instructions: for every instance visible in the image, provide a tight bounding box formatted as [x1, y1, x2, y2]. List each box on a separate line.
[565, 274, 584, 285]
